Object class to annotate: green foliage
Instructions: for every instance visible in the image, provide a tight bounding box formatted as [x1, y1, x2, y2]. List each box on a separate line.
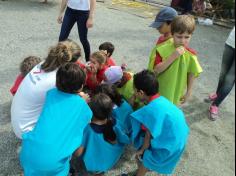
[210, 0, 235, 10]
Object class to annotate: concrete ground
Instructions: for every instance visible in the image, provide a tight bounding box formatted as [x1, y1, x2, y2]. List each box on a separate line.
[0, 0, 235, 175]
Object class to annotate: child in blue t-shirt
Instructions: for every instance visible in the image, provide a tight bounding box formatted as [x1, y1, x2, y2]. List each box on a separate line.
[20, 63, 92, 176]
[130, 70, 189, 176]
[95, 84, 134, 135]
[75, 93, 130, 175]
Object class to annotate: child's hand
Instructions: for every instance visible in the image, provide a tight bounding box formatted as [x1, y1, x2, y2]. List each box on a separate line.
[79, 92, 91, 103]
[180, 92, 191, 104]
[173, 46, 185, 59]
[91, 67, 97, 74]
[121, 63, 127, 70]
[85, 62, 92, 72]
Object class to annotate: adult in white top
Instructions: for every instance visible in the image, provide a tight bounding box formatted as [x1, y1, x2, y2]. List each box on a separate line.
[58, 0, 96, 62]
[208, 27, 235, 121]
[11, 40, 82, 139]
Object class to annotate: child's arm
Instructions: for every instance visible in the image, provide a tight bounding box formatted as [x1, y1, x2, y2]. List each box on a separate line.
[74, 146, 85, 157]
[136, 130, 151, 159]
[180, 73, 195, 104]
[78, 92, 91, 103]
[154, 46, 185, 75]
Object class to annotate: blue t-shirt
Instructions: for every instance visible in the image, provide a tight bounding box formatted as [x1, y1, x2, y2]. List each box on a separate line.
[20, 88, 92, 175]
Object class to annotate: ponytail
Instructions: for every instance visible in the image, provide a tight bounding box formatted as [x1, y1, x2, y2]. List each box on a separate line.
[89, 93, 117, 144]
[41, 42, 73, 72]
[103, 119, 117, 144]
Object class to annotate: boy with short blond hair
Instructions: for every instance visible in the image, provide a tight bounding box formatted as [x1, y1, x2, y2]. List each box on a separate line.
[153, 15, 203, 105]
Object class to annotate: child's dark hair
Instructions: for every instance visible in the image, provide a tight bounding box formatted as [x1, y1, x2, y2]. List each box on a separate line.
[166, 20, 172, 25]
[133, 70, 159, 96]
[56, 63, 86, 94]
[41, 42, 74, 72]
[99, 42, 115, 57]
[64, 39, 82, 63]
[95, 84, 123, 107]
[171, 15, 196, 35]
[20, 56, 41, 77]
[89, 93, 117, 143]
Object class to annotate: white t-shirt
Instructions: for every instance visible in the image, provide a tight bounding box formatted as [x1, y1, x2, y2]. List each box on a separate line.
[67, 0, 90, 11]
[226, 27, 235, 49]
[11, 63, 57, 139]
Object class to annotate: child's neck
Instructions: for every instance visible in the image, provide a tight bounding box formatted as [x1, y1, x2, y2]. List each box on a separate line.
[91, 117, 107, 125]
[164, 32, 172, 39]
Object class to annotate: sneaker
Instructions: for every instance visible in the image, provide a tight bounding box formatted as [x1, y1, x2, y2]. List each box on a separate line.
[209, 105, 219, 121]
[204, 93, 217, 103]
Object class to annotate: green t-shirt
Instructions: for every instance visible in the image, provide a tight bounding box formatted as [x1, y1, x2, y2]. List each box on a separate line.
[148, 38, 174, 71]
[117, 73, 144, 109]
[156, 42, 203, 105]
[117, 75, 134, 102]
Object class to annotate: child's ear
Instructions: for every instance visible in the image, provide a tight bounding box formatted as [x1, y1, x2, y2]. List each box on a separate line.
[78, 85, 84, 93]
[139, 90, 145, 96]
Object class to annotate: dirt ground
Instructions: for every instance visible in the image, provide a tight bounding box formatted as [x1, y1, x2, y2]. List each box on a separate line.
[0, 0, 235, 175]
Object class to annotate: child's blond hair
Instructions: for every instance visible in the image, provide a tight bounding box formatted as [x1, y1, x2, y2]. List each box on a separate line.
[91, 51, 106, 65]
[20, 56, 41, 77]
[171, 15, 196, 35]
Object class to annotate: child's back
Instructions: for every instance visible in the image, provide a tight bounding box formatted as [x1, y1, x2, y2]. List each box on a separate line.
[82, 119, 129, 172]
[130, 70, 189, 175]
[131, 96, 189, 174]
[20, 89, 91, 171]
[95, 84, 134, 135]
[112, 100, 133, 135]
[20, 63, 92, 175]
[80, 93, 130, 173]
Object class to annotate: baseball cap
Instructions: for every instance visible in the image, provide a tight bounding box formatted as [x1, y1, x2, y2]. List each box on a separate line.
[149, 7, 178, 29]
[103, 66, 123, 84]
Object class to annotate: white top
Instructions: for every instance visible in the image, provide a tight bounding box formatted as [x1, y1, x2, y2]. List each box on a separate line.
[67, 0, 90, 11]
[226, 27, 235, 49]
[11, 63, 57, 139]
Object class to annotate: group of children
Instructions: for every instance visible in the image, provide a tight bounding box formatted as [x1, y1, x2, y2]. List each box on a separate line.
[10, 6, 203, 176]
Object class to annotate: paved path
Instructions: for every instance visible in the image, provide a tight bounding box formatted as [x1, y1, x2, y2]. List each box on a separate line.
[0, 0, 234, 175]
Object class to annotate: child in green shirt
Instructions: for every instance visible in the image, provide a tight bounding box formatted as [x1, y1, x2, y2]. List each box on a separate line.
[153, 15, 203, 105]
[148, 7, 178, 71]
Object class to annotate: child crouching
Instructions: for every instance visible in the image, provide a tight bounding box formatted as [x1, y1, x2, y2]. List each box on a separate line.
[20, 63, 92, 175]
[75, 93, 130, 175]
[131, 70, 189, 176]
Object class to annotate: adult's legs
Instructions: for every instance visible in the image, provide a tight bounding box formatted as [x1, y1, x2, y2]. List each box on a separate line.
[213, 58, 235, 107]
[76, 11, 91, 62]
[216, 45, 235, 94]
[180, 0, 193, 14]
[209, 46, 235, 120]
[59, 7, 77, 42]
